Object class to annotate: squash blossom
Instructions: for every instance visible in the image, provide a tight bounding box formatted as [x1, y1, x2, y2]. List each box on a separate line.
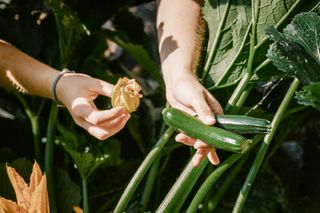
[0, 161, 49, 213]
[111, 77, 143, 113]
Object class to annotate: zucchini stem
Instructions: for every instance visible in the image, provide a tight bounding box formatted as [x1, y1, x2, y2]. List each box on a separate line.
[232, 78, 300, 213]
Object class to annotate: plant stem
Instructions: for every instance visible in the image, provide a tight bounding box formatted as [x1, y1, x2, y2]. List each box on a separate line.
[113, 127, 174, 213]
[225, 0, 259, 111]
[232, 78, 300, 213]
[186, 135, 263, 213]
[208, 154, 249, 212]
[45, 103, 58, 213]
[14, 93, 43, 166]
[140, 157, 160, 212]
[82, 178, 89, 213]
[156, 158, 208, 213]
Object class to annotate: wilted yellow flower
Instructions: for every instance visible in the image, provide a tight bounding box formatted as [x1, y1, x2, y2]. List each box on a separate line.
[111, 77, 143, 113]
[0, 161, 49, 213]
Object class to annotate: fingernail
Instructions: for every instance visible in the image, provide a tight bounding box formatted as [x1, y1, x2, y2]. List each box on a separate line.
[192, 158, 200, 167]
[204, 115, 215, 125]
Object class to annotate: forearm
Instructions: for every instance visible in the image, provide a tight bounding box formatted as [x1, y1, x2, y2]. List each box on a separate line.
[157, 0, 202, 84]
[0, 40, 59, 99]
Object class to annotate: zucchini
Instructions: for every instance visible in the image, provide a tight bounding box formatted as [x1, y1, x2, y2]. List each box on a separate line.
[216, 114, 271, 134]
[162, 108, 251, 153]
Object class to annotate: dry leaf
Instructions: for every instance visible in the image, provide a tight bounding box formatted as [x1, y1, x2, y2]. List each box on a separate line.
[111, 77, 143, 113]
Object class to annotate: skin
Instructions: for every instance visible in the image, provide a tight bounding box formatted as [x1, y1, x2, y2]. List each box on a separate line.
[157, 0, 224, 166]
[0, 40, 130, 140]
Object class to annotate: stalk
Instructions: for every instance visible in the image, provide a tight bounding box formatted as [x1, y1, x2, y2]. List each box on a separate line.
[44, 103, 58, 213]
[186, 135, 263, 213]
[82, 178, 89, 213]
[225, 0, 259, 110]
[114, 127, 174, 213]
[140, 157, 161, 212]
[155, 158, 208, 213]
[14, 93, 43, 166]
[232, 78, 300, 213]
[207, 155, 249, 212]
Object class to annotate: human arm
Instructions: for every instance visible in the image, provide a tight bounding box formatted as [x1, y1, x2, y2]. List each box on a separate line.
[156, 0, 224, 166]
[0, 40, 130, 140]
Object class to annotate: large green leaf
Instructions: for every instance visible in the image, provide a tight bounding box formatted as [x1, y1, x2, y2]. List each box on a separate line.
[265, 12, 320, 84]
[266, 26, 320, 84]
[283, 12, 320, 62]
[202, 0, 251, 88]
[201, 0, 309, 89]
[57, 124, 122, 179]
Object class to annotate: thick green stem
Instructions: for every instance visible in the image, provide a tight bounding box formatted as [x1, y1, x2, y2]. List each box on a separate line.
[14, 93, 43, 165]
[114, 127, 174, 213]
[82, 178, 89, 213]
[208, 154, 249, 212]
[45, 103, 58, 213]
[225, 0, 258, 111]
[232, 78, 300, 213]
[156, 158, 208, 213]
[186, 135, 263, 213]
[30, 117, 41, 164]
[140, 157, 160, 212]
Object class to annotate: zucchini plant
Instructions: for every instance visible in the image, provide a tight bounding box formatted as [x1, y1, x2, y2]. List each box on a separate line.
[114, 1, 320, 213]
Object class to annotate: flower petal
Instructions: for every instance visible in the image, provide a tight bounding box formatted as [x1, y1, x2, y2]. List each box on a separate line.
[73, 206, 84, 213]
[0, 197, 27, 213]
[29, 161, 43, 195]
[29, 175, 49, 213]
[6, 164, 30, 209]
[111, 77, 142, 113]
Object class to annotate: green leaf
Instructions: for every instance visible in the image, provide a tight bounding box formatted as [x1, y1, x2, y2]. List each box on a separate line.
[295, 82, 320, 111]
[55, 168, 81, 213]
[201, 0, 305, 89]
[283, 12, 320, 62]
[108, 33, 164, 90]
[265, 12, 320, 85]
[45, 0, 90, 64]
[67, 149, 107, 180]
[57, 125, 122, 179]
[202, 0, 251, 88]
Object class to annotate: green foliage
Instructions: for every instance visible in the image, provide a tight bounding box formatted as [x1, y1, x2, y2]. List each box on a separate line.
[266, 13, 320, 85]
[266, 12, 320, 111]
[1, 0, 320, 212]
[296, 82, 320, 110]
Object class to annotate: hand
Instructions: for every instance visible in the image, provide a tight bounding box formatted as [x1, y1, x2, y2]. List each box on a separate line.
[165, 73, 224, 166]
[56, 73, 130, 140]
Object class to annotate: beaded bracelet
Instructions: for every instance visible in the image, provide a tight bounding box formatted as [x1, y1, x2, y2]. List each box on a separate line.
[51, 68, 74, 107]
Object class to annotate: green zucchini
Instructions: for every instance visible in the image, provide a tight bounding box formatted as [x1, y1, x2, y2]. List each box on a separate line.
[162, 108, 251, 153]
[216, 114, 271, 134]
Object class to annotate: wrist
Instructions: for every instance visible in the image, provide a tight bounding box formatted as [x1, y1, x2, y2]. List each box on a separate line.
[52, 69, 75, 107]
[162, 64, 198, 88]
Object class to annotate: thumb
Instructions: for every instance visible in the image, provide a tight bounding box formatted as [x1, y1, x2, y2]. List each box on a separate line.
[192, 98, 215, 125]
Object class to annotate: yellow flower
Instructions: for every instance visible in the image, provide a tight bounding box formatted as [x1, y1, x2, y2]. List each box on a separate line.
[0, 161, 49, 213]
[111, 77, 143, 113]
[73, 206, 83, 213]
